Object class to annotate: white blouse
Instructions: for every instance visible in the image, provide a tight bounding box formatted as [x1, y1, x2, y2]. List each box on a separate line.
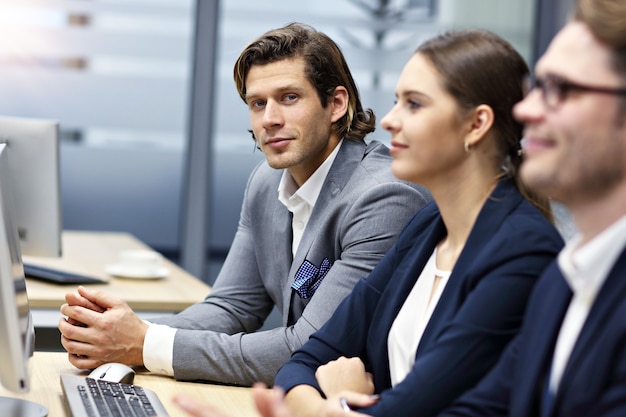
[387, 248, 451, 386]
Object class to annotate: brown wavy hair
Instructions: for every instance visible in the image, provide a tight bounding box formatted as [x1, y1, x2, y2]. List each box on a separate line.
[233, 22, 375, 141]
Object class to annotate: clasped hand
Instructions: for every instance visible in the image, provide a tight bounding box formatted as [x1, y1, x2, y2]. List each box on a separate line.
[58, 286, 148, 369]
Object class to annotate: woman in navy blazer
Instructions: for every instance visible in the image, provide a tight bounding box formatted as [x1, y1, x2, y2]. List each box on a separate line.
[274, 30, 564, 417]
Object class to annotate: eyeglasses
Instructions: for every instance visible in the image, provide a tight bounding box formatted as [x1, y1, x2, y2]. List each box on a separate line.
[529, 74, 626, 109]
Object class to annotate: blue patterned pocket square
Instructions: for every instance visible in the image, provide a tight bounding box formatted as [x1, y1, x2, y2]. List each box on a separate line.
[291, 257, 333, 299]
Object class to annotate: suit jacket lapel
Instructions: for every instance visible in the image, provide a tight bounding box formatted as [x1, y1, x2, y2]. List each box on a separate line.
[272, 193, 293, 320]
[515, 264, 571, 417]
[284, 140, 366, 322]
[371, 180, 527, 385]
[554, 246, 626, 409]
[369, 206, 446, 388]
[291, 139, 366, 269]
[383, 212, 446, 329]
[417, 180, 523, 351]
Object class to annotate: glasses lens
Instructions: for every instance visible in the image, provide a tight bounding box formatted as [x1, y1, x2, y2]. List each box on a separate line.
[545, 77, 562, 108]
[534, 77, 562, 109]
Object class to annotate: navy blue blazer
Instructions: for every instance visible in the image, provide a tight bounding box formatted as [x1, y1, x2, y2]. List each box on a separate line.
[275, 180, 563, 417]
[441, 244, 626, 417]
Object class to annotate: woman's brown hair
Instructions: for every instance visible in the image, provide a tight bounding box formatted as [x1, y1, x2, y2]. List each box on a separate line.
[417, 30, 553, 221]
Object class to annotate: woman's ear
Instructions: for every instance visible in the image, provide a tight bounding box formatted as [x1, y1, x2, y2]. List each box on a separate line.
[330, 86, 349, 123]
[464, 104, 494, 148]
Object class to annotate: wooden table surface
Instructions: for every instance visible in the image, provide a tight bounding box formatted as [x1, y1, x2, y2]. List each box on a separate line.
[23, 231, 211, 312]
[0, 352, 260, 417]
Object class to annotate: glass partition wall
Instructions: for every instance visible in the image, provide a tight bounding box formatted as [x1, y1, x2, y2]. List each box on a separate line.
[0, 0, 194, 258]
[0, 0, 541, 283]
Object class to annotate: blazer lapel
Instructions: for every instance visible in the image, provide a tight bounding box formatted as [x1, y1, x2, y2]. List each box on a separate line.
[291, 139, 366, 268]
[273, 194, 293, 320]
[382, 213, 447, 332]
[284, 140, 366, 321]
[417, 180, 523, 351]
[515, 264, 571, 417]
[553, 247, 626, 412]
[369, 207, 446, 388]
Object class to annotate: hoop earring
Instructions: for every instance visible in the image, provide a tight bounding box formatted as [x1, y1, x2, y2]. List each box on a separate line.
[464, 141, 471, 153]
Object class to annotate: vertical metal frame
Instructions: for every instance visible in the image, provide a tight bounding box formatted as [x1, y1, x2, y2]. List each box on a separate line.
[180, 0, 219, 280]
[532, 0, 573, 65]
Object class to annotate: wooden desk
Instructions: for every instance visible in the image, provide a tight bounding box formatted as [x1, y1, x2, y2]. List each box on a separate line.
[0, 352, 259, 417]
[24, 231, 211, 312]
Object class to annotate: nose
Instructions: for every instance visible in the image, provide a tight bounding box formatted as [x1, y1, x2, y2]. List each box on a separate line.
[381, 106, 399, 132]
[513, 89, 544, 124]
[262, 100, 284, 129]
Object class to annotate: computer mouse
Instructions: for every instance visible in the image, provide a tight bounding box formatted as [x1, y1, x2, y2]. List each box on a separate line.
[88, 362, 135, 385]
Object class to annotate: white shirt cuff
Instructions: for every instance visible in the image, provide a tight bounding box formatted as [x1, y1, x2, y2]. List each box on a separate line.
[143, 322, 177, 376]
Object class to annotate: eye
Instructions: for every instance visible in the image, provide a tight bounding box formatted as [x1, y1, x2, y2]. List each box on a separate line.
[249, 99, 265, 109]
[407, 99, 422, 110]
[283, 94, 298, 102]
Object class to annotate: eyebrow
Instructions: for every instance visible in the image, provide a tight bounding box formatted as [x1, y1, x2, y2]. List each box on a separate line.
[245, 84, 307, 102]
[397, 89, 431, 101]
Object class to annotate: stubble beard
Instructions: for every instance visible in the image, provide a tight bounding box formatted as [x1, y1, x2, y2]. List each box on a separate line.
[523, 134, 625, 207]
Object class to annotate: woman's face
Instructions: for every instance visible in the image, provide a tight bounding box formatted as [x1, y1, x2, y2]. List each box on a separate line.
[382, 53, 469, 186]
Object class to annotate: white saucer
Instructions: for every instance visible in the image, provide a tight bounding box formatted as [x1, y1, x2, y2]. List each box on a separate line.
[104, 264, 169, 280]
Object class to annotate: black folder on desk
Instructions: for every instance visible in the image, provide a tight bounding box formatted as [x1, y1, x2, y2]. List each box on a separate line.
[23, 263, 107, 285]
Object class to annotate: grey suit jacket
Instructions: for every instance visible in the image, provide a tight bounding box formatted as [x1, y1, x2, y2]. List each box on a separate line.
[152, 139, 430, 385]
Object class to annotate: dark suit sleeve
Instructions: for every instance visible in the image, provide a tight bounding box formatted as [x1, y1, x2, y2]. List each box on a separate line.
[438, 335, 519, 416]
[277, 210, 562, 417]
[581, 351, 626, 417]
[359, 220, 560, 417]
[274, 224, 410, 393]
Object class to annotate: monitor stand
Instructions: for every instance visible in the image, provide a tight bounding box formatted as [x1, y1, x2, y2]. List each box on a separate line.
[0, 397, 47, 417]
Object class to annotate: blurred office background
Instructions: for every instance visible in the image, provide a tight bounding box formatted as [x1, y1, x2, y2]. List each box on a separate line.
[0, 0, 572, 285]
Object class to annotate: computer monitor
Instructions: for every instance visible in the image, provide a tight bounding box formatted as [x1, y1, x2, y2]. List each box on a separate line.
[0, 144, 48, 416]
[0, 115, 62, 258]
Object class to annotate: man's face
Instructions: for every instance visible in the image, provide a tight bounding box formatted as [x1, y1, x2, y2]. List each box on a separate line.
[244, 57, 347, 186]
[514, 22, 626, 207]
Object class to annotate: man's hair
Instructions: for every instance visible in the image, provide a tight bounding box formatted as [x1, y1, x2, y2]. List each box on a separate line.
[574, 0, 626, 81]
[574, 0, 626, 122]
[416, 29, 552, 221]
[233, 22, 375, 141]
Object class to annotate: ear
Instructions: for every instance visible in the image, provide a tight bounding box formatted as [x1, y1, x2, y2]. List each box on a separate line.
[464, 104, 494, 148]
[330, 86, 349, 123]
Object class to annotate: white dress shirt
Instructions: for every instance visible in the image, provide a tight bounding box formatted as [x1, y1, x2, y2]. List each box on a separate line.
[387, 248, 451, 386]
[278, 140, 342, 256]
[549, 214, 626, 393]
[142, 140, 343, 376]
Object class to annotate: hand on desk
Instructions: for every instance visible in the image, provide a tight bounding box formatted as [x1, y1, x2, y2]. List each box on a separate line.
[58, 286, 148, 369]
[315, 356, 374, 398]
[173, 384, 293, 417]
[173, 383, 374, 417]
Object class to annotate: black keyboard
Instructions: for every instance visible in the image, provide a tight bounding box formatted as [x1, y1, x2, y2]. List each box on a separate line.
[60, 374, 170, 417]
[24, 262, 106, 284]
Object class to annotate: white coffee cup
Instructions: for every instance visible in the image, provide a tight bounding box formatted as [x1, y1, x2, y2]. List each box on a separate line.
[117, 249, 163, 275]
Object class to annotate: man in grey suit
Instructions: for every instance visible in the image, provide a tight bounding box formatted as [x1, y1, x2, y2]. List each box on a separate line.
[58, 23, 429, 386]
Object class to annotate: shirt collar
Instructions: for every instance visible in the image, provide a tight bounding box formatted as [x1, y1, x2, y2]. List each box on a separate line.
[277, 139, 343, 209]
[558, 214, 626, 297]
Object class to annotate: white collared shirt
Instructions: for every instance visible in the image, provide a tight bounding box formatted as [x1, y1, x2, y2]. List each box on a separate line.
[549, 214, 626, 392]
[387, 248, 451, 386]
[278, 139, 342, 256]
[142, 140, 344, 376]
